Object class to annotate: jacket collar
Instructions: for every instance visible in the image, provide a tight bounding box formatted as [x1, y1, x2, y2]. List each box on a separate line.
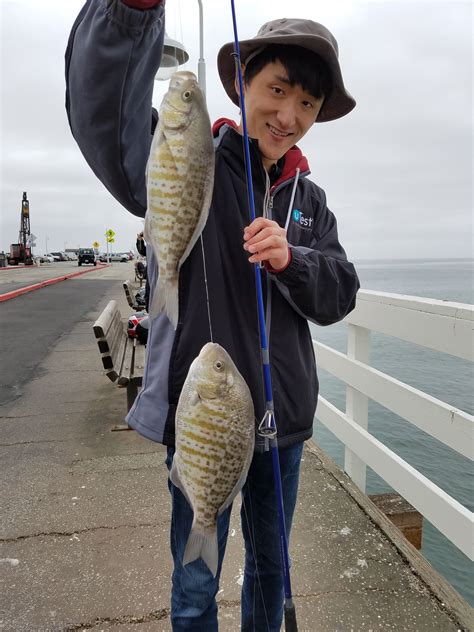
[212, 118, 310, 189]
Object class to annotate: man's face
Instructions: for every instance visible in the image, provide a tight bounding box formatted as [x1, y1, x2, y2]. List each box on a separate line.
[236, 60, 324, 171]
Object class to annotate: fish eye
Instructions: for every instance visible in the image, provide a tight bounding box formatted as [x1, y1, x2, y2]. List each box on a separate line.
[182, 90, 192, 101]
[214, 360, 224, 372]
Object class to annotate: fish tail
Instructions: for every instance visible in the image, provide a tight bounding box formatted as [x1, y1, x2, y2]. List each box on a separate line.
[183, 524, 219, 577]
[148, 277, 179, 328]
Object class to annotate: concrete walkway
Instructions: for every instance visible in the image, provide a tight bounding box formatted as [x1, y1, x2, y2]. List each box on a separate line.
[1, 265, 471, 631]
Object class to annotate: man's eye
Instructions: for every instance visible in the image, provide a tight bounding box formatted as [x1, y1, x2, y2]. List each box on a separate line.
[302, 101, 314, 109]
[272, 86, 284, 95]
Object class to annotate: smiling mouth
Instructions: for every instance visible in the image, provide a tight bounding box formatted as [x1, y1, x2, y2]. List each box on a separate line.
[267, 124, 292, 138]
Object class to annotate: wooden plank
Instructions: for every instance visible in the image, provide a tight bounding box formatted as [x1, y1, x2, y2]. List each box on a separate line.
[93, 300, 118, 339]
[106, 314, 126, 358]
[344, 323, 371, 491]
[354, 289, 473, 319]
[369, 493, 423, 549]
[93, 304, 123, 362]
[117, 338, 135, 386]
[345, 290, 473, 361]
[314, 340, 473, 460]
[97, 323, 123, 367]
[123, 280, 136, 309]
[133, 344, 146, 381]
[111, 333, 128, 377]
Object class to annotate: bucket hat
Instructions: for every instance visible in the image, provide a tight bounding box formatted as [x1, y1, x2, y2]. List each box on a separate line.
[217, 18, 356, 122]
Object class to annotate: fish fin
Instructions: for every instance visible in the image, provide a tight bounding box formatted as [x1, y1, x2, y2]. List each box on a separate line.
[148, 279, 165, 321]
[169, 457, 193, 506]
[164, 276, 179, 329]
[188, 390, 200, 407]
[143, 209, 152, 246]
[148, 277, 178, 328]
[183, 525, 219, 577]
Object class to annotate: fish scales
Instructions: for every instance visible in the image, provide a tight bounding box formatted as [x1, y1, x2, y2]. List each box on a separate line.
[144, 71, 215, 327]
[170, 343, 255, 576]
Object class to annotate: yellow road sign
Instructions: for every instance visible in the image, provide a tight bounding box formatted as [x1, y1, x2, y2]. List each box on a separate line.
[106, 229, 115, 238]
[93, 241, 100, 248]
[107, 238, 115, 244]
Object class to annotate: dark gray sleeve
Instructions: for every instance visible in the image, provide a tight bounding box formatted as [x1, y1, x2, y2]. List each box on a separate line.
[272, 190, 360, 326]
[65, 0, 165, 217]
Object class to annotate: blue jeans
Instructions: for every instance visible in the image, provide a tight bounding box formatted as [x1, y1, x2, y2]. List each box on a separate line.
[165, 441, 304, 631]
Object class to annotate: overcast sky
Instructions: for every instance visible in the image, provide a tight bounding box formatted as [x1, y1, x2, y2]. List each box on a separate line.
[0, 0, 472, 258]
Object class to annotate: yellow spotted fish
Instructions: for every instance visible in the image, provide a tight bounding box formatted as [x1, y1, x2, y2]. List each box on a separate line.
[170, 343, 255, 576]
[144, 71, 215, 327]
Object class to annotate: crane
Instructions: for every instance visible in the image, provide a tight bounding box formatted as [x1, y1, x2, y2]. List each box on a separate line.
[8, 192, 33, 265]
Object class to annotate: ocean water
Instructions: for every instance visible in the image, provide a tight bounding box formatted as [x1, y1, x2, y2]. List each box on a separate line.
[309, 259, 474, 605]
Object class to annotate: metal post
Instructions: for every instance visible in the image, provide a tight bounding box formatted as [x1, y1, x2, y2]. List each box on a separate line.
[197, 0, 206, 94]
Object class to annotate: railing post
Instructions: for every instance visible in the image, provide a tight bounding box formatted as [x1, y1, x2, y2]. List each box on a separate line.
[345, 323, 371, 491]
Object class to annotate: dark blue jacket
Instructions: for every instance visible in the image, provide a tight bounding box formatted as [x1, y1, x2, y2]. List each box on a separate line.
[65, 0, 360, 449]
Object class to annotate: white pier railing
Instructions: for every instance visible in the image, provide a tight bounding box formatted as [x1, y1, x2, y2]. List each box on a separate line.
[313, 290, 474, 561]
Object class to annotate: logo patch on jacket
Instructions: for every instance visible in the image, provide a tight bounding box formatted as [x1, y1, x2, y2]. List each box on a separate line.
[292, 209, 313, 228]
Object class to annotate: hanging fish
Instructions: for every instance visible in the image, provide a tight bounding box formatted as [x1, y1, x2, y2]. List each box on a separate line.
[170, 343, 255, 576]
[144, 71, 215, 327]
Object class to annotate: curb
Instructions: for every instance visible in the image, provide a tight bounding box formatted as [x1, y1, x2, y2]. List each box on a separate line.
[0, 264, 111, 303]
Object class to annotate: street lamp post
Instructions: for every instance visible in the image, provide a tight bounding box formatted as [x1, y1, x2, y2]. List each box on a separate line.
[197, 0, 206, 93]
[154, 1, 206, 92]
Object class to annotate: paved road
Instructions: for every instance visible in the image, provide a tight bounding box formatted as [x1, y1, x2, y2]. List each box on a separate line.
[0, 274, 119, 408]
[0, 261, 127, 294]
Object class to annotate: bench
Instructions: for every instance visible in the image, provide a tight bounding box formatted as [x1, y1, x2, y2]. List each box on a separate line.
[123, 280, 141, 310]
[93, 300, 146, 425]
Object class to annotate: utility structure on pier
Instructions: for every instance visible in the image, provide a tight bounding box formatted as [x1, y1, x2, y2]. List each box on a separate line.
[8, 192, 33, 266]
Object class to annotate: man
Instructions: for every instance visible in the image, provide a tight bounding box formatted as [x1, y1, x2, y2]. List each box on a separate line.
[66, 2, 360, 630]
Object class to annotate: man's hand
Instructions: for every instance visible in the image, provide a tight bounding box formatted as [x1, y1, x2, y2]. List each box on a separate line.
[243, 218, 290, 270]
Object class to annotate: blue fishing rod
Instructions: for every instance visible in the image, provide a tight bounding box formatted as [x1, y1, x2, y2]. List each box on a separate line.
[229, 2, 298, 630]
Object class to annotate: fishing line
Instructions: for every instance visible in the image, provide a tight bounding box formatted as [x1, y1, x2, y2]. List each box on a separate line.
[199, 234, 214, 342]
[176, 0, 213, 344]
[241, 486, 271, 632]
[229, 2, 298, 630]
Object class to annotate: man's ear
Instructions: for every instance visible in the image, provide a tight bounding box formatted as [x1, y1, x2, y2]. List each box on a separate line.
[234, 63, 246, 100]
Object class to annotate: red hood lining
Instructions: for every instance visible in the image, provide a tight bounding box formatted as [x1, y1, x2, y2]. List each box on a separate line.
[212, 118, 309, 189]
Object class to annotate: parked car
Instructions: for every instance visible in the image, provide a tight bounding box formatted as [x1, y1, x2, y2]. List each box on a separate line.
[50, 251, 68, 261]
[46, 253, 61, 262]
[41, 254, 55, 263]
[78, 248, 97, 266]
[109, 252, 129, 262]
